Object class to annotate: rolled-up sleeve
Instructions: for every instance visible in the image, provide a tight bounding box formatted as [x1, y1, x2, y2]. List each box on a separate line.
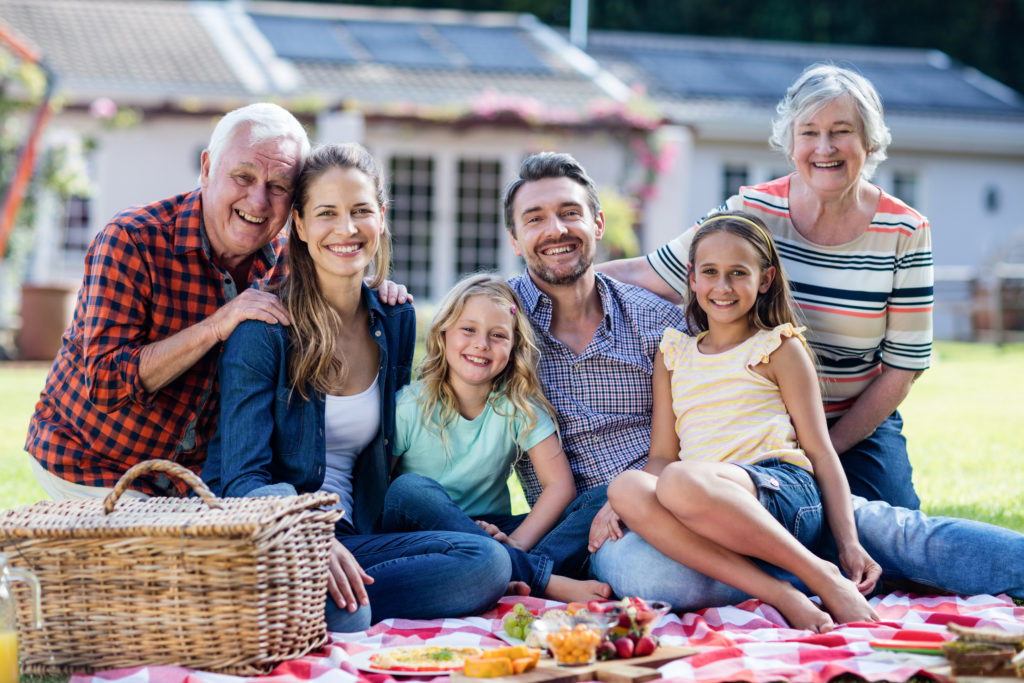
[81, 223, 154, 410]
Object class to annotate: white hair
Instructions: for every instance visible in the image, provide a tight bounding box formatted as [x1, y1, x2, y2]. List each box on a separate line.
[769, 63, 892, 180]
[200, 103, 311, 182]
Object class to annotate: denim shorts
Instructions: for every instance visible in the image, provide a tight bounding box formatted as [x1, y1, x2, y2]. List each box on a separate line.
[735, 459, 824, 550]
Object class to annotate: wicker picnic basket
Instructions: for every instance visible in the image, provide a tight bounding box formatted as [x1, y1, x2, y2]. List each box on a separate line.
[0, 459, 342, 675]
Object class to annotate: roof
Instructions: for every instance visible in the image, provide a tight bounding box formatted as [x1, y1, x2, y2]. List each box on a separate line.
[243, 1, 621, 112]
[585, 30, 1024, 122]
[0, 0, 249, 102]
[2, 0, 1022, 132]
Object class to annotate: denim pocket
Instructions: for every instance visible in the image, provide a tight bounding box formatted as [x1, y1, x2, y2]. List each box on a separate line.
[740, 460, 823, 549]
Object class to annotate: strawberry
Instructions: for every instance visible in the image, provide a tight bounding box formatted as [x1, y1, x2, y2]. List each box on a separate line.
[597, 640, 617, 661]
[634, 635, 658, 657]
[615, 637, 635, 659]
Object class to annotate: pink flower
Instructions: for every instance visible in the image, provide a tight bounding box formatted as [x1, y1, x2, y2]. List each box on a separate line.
[89, 97, 117, 120]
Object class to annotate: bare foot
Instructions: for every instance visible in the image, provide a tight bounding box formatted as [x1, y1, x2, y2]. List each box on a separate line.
[543, 575, 612, 603]
[814, 566, 879, 624]
[506, 581, 531, 596]
[774, 588, 835, 633]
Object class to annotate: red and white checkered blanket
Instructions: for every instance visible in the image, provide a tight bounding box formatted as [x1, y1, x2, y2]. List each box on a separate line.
[71, 592, 1024, 683]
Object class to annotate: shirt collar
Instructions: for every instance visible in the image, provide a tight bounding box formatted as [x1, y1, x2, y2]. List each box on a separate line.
[517, 269, 617, 336]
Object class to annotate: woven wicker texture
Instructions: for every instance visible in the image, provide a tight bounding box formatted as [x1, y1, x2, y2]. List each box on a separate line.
[0, 460, 342, 675]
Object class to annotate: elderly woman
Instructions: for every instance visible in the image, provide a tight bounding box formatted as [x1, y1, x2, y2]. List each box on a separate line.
[601, 63, 931, 511]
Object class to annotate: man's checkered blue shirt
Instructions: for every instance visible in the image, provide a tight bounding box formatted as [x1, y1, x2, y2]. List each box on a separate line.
[509, 271, 686, 505]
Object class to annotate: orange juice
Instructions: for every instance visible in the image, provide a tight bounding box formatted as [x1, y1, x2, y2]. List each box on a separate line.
[0, 629, 17, 683]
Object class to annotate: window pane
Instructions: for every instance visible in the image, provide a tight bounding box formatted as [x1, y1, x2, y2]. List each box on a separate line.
[63, 195, 93, 252]
[456, 158, 502, 277]
[722, 165, 748, 202]
[389, 156, 434, 298]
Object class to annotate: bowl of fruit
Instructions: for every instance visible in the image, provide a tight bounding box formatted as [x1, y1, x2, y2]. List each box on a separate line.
[527, 613, 613, 666]
[584, 597, 671, 660]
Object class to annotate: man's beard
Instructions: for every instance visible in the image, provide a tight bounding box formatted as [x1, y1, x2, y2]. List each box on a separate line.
[527, 248, 594, 286]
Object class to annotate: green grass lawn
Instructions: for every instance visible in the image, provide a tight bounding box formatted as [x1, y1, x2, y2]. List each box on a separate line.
[2, 341, 1023, 530]
[0, 343, 1021, 683]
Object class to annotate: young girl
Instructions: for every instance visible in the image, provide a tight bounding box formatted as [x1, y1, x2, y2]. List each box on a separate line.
[607, 211, 881, 633]
[382, 273, 610, 603]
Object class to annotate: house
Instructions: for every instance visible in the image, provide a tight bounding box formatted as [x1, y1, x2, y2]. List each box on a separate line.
[0, 0, 649, 311]
[2, 0, 1023, 348]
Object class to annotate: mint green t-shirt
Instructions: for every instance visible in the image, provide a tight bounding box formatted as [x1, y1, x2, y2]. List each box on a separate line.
[394, 381, 557, 517]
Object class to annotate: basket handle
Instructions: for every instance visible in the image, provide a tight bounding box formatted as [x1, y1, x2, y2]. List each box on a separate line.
[103, 459, 223, 514]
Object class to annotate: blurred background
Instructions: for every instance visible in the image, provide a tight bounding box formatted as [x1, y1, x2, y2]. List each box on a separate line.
[2, 0, 1024, 360]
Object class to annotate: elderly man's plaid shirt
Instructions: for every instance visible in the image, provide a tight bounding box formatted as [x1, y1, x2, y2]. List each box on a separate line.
[25, 189, 285, 496]
[509, 272, 686, 505]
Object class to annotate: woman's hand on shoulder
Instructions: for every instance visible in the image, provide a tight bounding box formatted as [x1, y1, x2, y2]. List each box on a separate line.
[327, 538, 374, 612]
[372, 278, 414, 305]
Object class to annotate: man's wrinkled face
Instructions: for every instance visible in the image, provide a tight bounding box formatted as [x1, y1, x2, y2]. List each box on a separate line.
[200, 125, 302, 267]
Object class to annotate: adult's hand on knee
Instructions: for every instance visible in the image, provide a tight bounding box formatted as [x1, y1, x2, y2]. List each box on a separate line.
[588, 502, 623, 553]
[327, 539, 374, 611]
[840, 543, 882, 594]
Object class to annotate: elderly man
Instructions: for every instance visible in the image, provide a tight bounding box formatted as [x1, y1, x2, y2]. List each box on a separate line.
[504, 151, 1023, 608]
[26, 103, 308, 499]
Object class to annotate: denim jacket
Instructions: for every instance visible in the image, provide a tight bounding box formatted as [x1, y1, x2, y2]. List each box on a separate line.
[202, 285, 415, 534]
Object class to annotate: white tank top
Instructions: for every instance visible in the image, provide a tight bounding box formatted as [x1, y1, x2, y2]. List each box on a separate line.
[321, 375, 380, 525]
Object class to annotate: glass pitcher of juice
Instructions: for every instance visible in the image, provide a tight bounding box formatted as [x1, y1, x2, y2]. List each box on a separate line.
[1, 553, 41, 683]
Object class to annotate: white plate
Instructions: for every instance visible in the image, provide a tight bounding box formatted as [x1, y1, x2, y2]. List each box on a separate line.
[348, 644, 481, 677]
[493, 629, 525, 647]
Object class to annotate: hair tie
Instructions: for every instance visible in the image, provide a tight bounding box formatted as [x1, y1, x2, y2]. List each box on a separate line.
[699, 214, 774, 258]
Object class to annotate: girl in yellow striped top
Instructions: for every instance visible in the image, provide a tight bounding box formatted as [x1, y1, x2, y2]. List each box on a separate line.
[607, 211, 880, 633]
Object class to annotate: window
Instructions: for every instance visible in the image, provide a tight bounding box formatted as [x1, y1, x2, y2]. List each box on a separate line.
[456, 159, 502, 277]
[389, 156, 434, 298]
[722, 165, 748, 201]
[891, 171, 917, 207]
[62, 195, 92, 252]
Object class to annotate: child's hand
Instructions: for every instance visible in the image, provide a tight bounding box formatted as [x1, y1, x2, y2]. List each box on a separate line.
[839, 543, 882, 595]
[587, 501, 623, 552]
[475, 519, 513, 545]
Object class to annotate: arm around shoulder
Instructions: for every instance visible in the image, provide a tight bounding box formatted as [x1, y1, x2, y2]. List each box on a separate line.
[596, 256, 682, 304]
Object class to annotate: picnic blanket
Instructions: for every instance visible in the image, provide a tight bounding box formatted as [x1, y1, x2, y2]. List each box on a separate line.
[70, 592, 1024, 683]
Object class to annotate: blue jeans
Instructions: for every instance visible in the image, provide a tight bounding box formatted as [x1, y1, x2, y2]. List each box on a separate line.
[736, 460, 824, 548]
[325, 526, 511, 631]
[381, 473, 552, 595]
[591, 495, 1024, 610]
[381, 474, 606, 593]
[835, 411, 921, 510]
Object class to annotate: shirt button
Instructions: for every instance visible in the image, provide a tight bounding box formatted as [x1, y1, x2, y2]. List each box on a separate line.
[375, 330, 382, 337]
[384, 438, 389, 446]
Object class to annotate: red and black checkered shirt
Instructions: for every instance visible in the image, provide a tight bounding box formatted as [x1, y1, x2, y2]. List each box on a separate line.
[25, 189, 286, 496]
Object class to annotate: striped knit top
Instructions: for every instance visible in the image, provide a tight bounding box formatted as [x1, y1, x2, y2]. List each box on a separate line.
[662, 324, 813, 472]
[648, 175, 933, 417]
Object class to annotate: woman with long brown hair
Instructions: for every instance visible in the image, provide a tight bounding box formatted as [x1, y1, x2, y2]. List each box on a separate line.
[203, 143, 509, 632]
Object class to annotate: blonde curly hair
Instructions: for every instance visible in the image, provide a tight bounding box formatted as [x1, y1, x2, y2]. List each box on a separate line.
[416, 273, 557, 455]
